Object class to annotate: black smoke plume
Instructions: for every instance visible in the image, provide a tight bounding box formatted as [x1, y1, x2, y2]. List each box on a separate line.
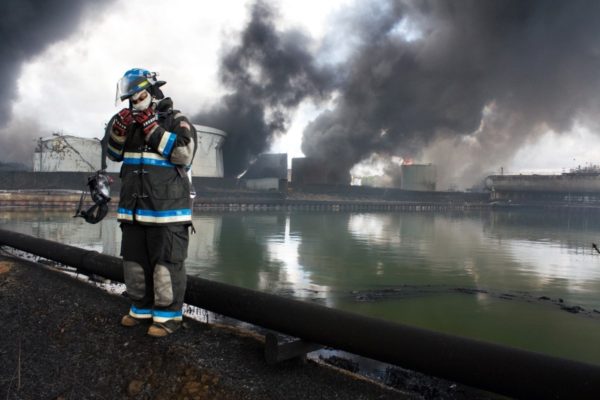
[302, 0, 600, 188]
[193, 0, 336, 177]
[0, 0, 114, 166]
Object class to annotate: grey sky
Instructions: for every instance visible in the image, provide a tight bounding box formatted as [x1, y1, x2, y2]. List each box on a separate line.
[2, 0, 600, 189]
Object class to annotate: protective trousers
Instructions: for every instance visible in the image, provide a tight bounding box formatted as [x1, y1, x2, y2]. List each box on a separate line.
[120, 224, 189, 323]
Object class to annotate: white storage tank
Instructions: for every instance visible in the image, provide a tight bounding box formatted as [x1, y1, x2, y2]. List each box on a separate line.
[33, 135, 102, 172]
[191, 125, 227, 177]
[106, 125, 227, 176]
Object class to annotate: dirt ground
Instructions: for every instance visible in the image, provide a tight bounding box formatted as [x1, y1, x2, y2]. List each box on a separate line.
[0, 254, 498, 400]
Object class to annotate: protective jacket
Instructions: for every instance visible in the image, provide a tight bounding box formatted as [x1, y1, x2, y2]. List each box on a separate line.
[107, 98, 197, 225]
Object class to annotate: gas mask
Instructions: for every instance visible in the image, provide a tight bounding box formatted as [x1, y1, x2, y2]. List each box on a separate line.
[74, 171, 112, 224]
[131, 89, 152, 111]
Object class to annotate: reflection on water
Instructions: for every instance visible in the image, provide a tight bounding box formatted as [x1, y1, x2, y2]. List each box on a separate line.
[2, 209, 600, 364]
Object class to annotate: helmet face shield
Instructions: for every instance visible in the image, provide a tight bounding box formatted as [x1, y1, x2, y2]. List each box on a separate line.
[114, 69, 159, 105]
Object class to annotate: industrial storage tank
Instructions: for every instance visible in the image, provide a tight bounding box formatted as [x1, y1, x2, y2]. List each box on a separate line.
[400, 164, 437, 191]
[105, 124, 227, 177]
[191, 125, 227, 177]
[33, 135, 102, 172]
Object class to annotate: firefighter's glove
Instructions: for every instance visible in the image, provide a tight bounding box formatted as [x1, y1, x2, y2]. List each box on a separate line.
[113, 108, 134, 137]
[134, 108, 159, 138]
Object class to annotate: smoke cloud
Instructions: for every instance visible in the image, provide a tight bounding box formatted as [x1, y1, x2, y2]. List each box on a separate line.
[197, 0, 600, 187]
[300, 0, 600, 188]
[193, 0, 336, 177]
[0, 117, 41, 169]
[0, 0, 114, 166]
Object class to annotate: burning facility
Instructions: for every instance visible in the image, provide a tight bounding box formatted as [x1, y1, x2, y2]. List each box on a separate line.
[241, 153, 287, 190]
[400, 164, 437, 192]
[291, 157, 351, 186]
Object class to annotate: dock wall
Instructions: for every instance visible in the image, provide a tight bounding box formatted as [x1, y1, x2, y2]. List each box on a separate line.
[0, 171, 489, 211]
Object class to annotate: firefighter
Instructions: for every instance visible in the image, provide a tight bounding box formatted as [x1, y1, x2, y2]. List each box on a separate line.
[107, 68, 197, 337]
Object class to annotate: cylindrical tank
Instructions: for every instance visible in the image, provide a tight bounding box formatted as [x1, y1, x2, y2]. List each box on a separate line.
[106, 125, 227, 176]
[192, 125, 227, 177]
[485, 174, 600, 193]
[400, 164, 436, 191]
[33, 135, 101, 173]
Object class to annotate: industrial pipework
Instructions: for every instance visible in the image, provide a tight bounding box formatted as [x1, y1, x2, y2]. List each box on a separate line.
[0, 229, 598, 399]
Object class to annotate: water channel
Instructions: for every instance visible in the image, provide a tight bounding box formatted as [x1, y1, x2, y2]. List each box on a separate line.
[2, 209, 600, 366]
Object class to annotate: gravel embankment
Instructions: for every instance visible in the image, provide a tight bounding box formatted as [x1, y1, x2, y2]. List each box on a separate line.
[0, 255, 416, 400]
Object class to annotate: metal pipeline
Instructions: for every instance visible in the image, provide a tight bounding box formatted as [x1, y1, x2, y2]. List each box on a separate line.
[0, 228, 598, 399]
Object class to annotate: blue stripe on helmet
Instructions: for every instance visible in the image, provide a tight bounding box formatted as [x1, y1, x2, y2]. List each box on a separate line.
[124, 68, 150, 78]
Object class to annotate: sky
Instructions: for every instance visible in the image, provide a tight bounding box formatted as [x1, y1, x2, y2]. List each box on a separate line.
[3, 0, 347, 167]
[3, 0, 600, 190]
[9, 0, 344, 150]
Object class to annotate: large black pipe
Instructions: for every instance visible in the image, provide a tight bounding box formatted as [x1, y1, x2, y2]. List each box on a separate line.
[1, 228, 598, 399]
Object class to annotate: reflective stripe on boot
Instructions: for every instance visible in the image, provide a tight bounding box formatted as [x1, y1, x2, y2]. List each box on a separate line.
[129, 305, 152, 319]
[152, 309, 182, 323]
